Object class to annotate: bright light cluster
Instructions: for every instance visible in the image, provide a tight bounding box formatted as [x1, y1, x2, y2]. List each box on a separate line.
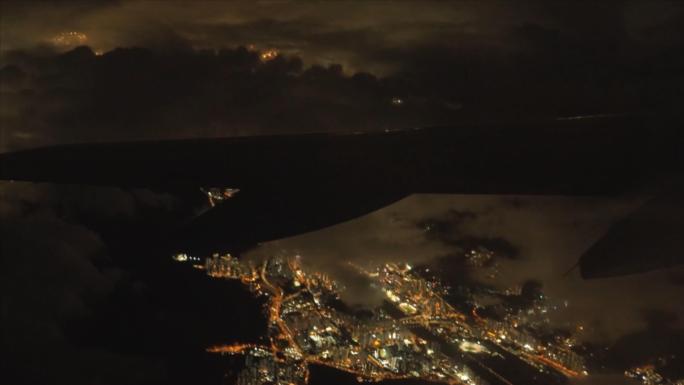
[51, 32, 88, 47]
[260, 49, 279, 61]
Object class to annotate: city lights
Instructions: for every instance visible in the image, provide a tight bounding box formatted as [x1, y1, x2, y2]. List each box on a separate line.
[260, 49, 279, 62]
[202, 254, 588, 385]
[51, 31, 87, 47]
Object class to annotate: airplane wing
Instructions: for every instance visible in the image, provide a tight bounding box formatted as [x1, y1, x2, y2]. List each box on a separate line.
[1, 115, 682, 275]
[579, 194, 684, 279]
[0, 115, 677, 195]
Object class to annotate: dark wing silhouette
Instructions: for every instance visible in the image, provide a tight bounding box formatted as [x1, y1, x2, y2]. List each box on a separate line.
[579, 194, 684, 279]
[1, 115, 682, 275]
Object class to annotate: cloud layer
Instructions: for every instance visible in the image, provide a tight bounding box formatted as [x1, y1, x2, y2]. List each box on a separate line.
[2, 2, 683, 152]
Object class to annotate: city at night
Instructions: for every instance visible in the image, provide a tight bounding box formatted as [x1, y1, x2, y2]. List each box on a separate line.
[1, 2, 683, 385]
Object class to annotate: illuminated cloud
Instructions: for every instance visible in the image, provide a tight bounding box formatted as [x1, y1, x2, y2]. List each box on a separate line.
[50, 31, 88, 47]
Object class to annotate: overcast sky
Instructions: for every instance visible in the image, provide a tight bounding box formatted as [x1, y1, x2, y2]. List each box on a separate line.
[2, 1, 683, 150]
[2, 2, 682, 70]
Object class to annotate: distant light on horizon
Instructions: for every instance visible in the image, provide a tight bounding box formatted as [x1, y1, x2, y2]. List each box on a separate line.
[260, 49, 279, 62]
[51, 31, 88, 47]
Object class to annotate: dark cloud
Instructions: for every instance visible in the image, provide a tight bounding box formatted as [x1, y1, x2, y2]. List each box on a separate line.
[601, 309, 684, 379]
[668, 270, 684, 286]
[0, 45, 468, 151]
[418, 209, 519, 260]
[4, 2, 681, 65]
[0, 182, 168, 384]
[0, 180, 268, 385]
[2, 2, 684, 151]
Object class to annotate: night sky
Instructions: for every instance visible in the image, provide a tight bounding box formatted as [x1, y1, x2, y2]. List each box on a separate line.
[2, 2, 684, 385]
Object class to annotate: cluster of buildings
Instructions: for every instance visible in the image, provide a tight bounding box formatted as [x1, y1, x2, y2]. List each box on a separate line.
[464, 247, 495, 268]
[200, 187, 240, 207]
[370, 263, 588, 379]
[625, 364, 684, 385]
[234, 346, 308, 385]
[50, 31, 88, 47]
[176, 253, 590, 385]
[477, 318, 586, 377]
[204, 253, 253, 279]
